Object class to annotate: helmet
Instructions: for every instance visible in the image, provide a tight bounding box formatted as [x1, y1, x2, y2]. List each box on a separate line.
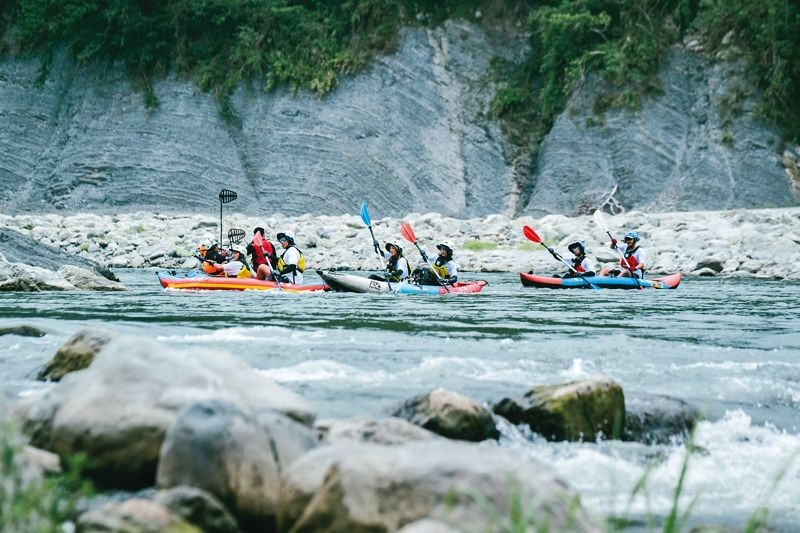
[568, 240, 586, 254]
[231, 244, 247, 256]
[624, 231, 640, 242]
[201, 233, 218, 248]
[277, 231, 296, 244]
[385, 242, 403, 255]
[437, 240, 455, 255]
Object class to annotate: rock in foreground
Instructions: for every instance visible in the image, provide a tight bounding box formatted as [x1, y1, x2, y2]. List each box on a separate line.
[493, 376, 625, 442]
[16, 335, 315, 488]
[393, 388, 499, 442]
[279, 440, 600, 532]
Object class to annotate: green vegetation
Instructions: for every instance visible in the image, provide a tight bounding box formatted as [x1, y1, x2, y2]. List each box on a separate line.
[0, 0, 798, 138]
[0, 422, 92, 532]
[463, 239, 498, 251]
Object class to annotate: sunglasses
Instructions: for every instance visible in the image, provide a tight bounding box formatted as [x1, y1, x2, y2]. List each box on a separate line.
[279, 237, 288, 243]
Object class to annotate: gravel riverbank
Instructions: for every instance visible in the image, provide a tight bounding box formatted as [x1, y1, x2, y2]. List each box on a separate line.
[2, 208, 799, 280]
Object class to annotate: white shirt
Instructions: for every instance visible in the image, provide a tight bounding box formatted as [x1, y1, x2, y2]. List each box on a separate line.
[381, 250, 411, 279]
[221, 260, 247, 277]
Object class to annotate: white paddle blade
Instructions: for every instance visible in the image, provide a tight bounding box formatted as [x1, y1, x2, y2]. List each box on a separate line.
[593, 209, 610, 232]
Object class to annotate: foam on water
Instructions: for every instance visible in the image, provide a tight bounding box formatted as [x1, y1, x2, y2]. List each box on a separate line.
[259, 359, 389, 383]
[521, 409, 800, 528]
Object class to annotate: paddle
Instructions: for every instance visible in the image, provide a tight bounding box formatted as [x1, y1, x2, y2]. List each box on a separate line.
[359, 202, 393, 291]
[253, 231, 282, 290]
[399, 222, 450, 293]
[218, 189, 238, 248]
[593, 210, 643, 290]
[522, 225, 600, 290]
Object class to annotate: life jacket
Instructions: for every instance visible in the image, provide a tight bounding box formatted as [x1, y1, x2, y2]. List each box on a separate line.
[387, 254, 411, 279]
[572, 255, 586, 273]
[233, 264, 251, 278]
[432, 256, 453, 279]
[204, 261, 251, 278]
[201, 261, 217, 274]
[251, 235, 277, 267]
[621, 246, 640, 269]
[277, 245, 306, 273]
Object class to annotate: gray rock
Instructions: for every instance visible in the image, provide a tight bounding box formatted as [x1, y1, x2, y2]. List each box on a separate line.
[0, 22, 520, 218]
[0, 227, 118, 281]
[393, 388, 499, 442]
[315, 416, 439, 445]
[16, 335, 315, 488]
[0, 325, 46, 337]
[154, 486, 241, 533]
[0, 261, 73, 291]
[58, 265, 128, 291]
[624, 392, 702, 445]
[692, 267, 718, 276]
[157, 400, 317, 530]
[694, 259, 724, 272]
[76, 499, 198, 533]
[493, 376, 625, 442]
[524, 48, 797, 216]
[37, 327, 115, 382]
[279, 441, 600, 532]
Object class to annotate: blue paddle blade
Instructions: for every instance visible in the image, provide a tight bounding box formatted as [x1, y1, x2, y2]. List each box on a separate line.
[359, 201, 372, 227]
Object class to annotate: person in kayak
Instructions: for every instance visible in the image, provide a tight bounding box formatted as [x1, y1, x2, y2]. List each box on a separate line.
[199, 234, 228, 274]
[562, 240, 596, 278]
[204, 244, 252, 278]
[416, 240, 458, 284]
[372, 242, 411, 282]
[276, 231, 306, 284]
[600, 231, 648, 278]
[247, 227, 279, 281]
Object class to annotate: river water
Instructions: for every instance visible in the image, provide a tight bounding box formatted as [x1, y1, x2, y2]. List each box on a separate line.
[2, 270, 799, 530]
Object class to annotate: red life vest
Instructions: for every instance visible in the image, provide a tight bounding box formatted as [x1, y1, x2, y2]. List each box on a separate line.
[571, 256, 586, 272]
[252, 233, 276, 267]
[621, 246, 640, 269]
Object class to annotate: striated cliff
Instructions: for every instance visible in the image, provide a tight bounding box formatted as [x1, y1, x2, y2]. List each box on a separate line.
[0, 21, 797, 218]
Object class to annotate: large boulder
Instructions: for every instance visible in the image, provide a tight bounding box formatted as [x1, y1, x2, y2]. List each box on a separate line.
[154, 486, 241, 533]
[392, 388, 499, 442]
[15, 336, 315, 488]
[316, 416, 439, 446]
[279, 440, 600, 532]
[0, 261, 126, 291]
[624, 392, 701, 444]
[0, 227, 118, 281]
[37, 328, 115, 381]
[157, 400, 317, 530]
[58, 265, 128, 291]
[76, 499, 199, 533]
[493, 377, 625, 442]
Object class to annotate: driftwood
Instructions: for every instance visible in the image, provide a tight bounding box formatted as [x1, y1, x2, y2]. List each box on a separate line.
[577, 184, 624, 215]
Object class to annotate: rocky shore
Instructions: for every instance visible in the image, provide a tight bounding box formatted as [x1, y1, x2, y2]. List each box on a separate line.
[2, 207, 799, 280]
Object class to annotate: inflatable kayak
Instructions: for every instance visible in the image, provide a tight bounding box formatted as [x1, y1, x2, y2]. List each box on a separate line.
[318, 271, 488, 295]
[519, 272, 681, 289]
[157, 271, 329, 292]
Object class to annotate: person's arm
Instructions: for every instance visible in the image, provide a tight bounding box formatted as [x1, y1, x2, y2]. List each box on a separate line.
[447, 261, 458, 282]
[279, 248, 300, 275]
[583, 257, 596, 277]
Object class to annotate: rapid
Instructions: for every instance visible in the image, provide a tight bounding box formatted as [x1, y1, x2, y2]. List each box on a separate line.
[2, 270, 799, 530]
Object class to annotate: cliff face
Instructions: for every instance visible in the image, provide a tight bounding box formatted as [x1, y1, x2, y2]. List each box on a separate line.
[525, 46, 799, 216]
[0, 22, 797, 218]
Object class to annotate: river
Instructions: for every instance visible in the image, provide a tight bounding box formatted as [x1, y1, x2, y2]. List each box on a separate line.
[2, 270, 799, 530]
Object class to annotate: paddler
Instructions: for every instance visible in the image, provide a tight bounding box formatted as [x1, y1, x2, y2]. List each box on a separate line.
[275, 231, 306, 284]
[371, 242, 411, 282]
[562, 240, 596, 278]
[415, 240, 457, 284]
[204, 244, 252, 278]
[247, 227, 278, 281]
[198, 234, 227, 274]
[600, 230, 647, 278]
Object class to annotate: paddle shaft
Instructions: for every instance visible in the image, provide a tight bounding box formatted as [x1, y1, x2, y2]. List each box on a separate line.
[366, 225, 393, 291]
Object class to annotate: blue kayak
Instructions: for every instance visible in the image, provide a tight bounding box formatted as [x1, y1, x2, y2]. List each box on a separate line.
[520, 272, 681, 289]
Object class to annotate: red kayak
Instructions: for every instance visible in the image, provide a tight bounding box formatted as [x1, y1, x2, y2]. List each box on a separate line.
[157, 271, 329, 292]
